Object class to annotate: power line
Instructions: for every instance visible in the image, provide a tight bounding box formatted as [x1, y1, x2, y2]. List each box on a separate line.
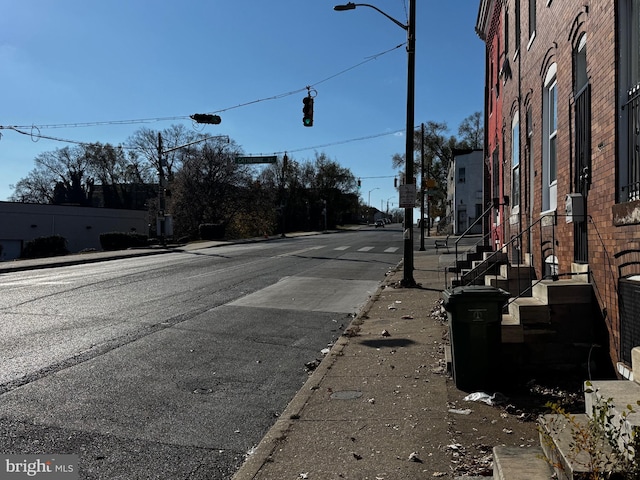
[273, 129, 404, 156]
[1, 43, 404, 132]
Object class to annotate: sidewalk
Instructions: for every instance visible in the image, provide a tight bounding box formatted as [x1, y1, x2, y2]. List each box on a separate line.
[232, 249, 453, 479]
[232, 248, 541, 480]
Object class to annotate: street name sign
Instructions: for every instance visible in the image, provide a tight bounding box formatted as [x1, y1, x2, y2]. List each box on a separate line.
[235, 156, 277, 164]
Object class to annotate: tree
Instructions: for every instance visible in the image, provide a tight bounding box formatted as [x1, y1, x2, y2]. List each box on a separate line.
[11, 145, 95, 205]
[126, 124, 195, 181]
[457, 111, 484, 150]
[169, 135, 250, 239]
[391, 112, 484, 220]
[10, 142, 156, 208]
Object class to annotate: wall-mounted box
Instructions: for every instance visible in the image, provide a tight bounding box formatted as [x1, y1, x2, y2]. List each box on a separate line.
[566, 193, 585, 223]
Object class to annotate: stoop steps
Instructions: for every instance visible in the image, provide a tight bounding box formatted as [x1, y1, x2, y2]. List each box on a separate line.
[491, 347, 640, 479]
[500, 272, 595, 370]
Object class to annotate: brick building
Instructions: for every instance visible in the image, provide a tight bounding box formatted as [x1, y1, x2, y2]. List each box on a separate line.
[476, 0, 640, 373]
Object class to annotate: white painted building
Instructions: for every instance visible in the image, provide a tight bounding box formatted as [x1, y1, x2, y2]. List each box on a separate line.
[0, 202, 149, 260]
[446, 149, 484, 236]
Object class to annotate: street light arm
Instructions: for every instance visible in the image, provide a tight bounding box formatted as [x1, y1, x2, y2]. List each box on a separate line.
[334, 3, 407, 31]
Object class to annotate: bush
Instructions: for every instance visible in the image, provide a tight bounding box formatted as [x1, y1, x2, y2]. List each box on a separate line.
[21, 235, 69, 259]
[100, 232, 149, 251]
[199, 223, 225, 240]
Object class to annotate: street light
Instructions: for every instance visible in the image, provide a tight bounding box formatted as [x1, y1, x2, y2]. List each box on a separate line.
[334, 1, 416, 286]
[368, 187, 379, 207]
[368, 187, 379, 225]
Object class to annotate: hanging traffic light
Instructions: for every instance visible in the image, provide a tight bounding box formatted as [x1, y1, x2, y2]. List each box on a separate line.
[190, 113, 221, 124]
[357, 178, 361, 188]
[302, 95, 314, 127]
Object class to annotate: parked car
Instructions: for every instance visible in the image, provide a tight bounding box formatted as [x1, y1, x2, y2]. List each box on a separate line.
[374, 220, 385, 228]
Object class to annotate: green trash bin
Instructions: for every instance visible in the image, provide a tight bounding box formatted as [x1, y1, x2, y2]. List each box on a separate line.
[442, 286, 510, 391]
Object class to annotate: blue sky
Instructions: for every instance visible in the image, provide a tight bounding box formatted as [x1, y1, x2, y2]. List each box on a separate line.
[0, 1, 485, 214]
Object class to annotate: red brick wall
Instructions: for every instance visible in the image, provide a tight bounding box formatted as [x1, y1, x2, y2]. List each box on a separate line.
[493, 0, 629, 365]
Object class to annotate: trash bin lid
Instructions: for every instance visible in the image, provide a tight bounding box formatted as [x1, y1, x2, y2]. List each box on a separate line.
[442, 285, 510, 305]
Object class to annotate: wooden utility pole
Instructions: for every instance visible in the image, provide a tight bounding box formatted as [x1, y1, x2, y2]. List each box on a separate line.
[157, 133, 166, 245]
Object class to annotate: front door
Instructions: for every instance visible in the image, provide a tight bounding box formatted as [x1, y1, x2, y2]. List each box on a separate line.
[573, 83, 591, 264]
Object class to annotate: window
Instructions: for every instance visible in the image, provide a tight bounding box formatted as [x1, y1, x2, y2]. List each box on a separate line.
[512, 113, 521, 209]
[528, 0, 537, 47]
[549, 82, 558, 183]
[515, 2, 521, 57]
[503, 7, 509, 59]
[620, 0, 640, 202]
[492, 148, 500, 203]
[543, 64, 558, 211]
[458, 167, 466, 183]
[575, 34, 588, 93]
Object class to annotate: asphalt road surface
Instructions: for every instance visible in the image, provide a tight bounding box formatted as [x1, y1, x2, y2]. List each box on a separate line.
[0, 226, 404, 479]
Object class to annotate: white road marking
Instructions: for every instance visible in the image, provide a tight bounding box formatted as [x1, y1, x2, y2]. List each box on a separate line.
[275, 246, 325, 257]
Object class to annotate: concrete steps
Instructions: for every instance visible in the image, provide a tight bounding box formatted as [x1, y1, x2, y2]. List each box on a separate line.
[507, 296, 550, 325]
[532, 279, 592, 304]
[492, 348, 640, 479]
[492, 446, 553, 480]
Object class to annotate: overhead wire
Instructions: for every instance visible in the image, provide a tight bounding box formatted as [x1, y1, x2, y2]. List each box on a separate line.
[1, 43, 405, 132]
[0, 42, 407, 158]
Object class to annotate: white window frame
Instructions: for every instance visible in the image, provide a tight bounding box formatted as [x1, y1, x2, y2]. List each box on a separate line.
[542, 63, 558, 212]
[512, 112, 521, 212]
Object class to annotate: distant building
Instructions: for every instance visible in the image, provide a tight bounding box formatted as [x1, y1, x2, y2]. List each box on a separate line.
[446, 149, 484, 235]
[0, 202, 149, 260]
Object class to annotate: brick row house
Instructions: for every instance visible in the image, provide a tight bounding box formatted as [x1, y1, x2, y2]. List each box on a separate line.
[474, 0, 640, 376]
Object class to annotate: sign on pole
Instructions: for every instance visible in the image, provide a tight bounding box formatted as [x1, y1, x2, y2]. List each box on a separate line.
[399, 184, 417, 208]
[235, 156, 277, 165]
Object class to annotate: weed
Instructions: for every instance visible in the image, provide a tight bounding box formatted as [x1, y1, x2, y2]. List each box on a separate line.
[538, 381, 640, 479]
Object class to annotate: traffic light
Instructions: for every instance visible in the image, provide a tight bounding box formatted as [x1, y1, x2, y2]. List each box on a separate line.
[302, 95, 314, 127]
[190, 113, 222, 124]
[394, 177, 398, 188]
[357, 178, 361, 188]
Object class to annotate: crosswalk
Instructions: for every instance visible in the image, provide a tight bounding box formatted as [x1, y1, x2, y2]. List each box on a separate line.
[273, 244, 400, 258]
[287, 245, 399, 254]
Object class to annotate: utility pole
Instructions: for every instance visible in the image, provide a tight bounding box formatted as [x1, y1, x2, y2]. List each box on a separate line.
[420, 123, 425, 251]
[157, 133, 166, 245]
[280, 153, 288, 238]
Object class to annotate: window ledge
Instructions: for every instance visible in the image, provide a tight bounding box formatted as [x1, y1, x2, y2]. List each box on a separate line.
[613, 199, 640, 226]
[539, 209, 557, 227]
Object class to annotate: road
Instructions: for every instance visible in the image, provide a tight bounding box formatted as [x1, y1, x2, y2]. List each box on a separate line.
[0, 226, 404, 479]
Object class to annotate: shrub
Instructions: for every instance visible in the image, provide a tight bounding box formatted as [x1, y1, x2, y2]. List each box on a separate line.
[21, 235, 69, 259]
[199, 223, 225, 240]
[539, 381, 640, 479]
[100, 232, 149, 251]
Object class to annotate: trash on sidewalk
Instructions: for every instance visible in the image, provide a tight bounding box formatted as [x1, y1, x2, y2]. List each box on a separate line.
[448, 408, 472, 415]
[463, 391, 508, 406]
[408, 452, 422, 463]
